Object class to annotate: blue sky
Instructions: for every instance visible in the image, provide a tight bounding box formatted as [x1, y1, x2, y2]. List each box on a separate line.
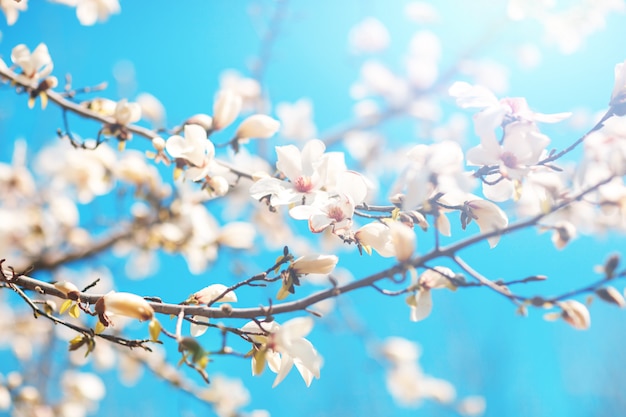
[2, 1, 626, 416]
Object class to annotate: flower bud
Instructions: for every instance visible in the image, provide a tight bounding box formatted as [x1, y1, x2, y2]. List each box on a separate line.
[54, 281, 81, 301]
[114, 99, 142, 125]
[100, 292, 154, 322]
[355, 222, 395, 257]
[235, 114, 280, 140]
[192, 284, 237, 304]
[207, 175, 229, 196]
[559, 300, 590, 330]
[595, 286, 626, 308]
[152, 136, 166, 151]
[291, 254, 338, 275]
[184, 113, 213, 131]
[213, 90, 242, 130]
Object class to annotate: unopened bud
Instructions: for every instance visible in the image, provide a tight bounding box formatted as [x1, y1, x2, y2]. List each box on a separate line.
[184, 113, 213, 131]
[235, 114, 280, 140]
[99, 292, 154, 323]
[213, 90, 242, 130]
[292, 254, 339, 275]
[152, 136, 166, 151]
[54, 281, 80, 301]
[207, 176, 229, 197]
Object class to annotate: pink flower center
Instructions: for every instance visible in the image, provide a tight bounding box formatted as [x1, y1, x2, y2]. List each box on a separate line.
[326, 205, 346, 222]
[500, 151, 518, 168]
[294, 176, 314, 193]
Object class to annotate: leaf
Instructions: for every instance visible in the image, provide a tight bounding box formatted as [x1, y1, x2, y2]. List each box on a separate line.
[94, 320, 106, 334]
[253, 348, 267, 376]
[277, 284, 290, 300]
[68, 335, 86, 351]
[149, 319, 161, 342]
[59, 300, 73, 315]
[69, 303, 81, 319]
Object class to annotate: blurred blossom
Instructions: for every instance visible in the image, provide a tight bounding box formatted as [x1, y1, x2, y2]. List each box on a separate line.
[404, 2, 439, 23]
[353, 60, 409, 104]
[348, 17, 390, 54]
[166, 124, 216, 174]
[276, 99, 317, 141]
[457, 396, 487, 416]
[37, 141, 116, 203]
[242, 317, 322, 388]
[459, 59, 510, 95]
[10, 43, 53, 83]
[250, 139, 336, 206]
[219, 70, 262, 111]
[200, 375, 251, 417]
[380, 337, 421, 364]
[136, 93, 166, 127]
[0, 0, 27, 25]
[61, 371, 106, 403]
[213, 89, 242, 131]
[52, 0, 120, 25]
[406, 30, 441, 89]
[516, 43, 542, 70]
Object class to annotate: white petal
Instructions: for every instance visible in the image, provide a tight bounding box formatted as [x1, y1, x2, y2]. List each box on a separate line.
[410, 290, 433, 322]
[272, 353, 294, 387]
[190, 315, 210, 337]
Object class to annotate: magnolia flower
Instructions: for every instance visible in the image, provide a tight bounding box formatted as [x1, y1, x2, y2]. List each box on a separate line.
[113, 99, 141, 125]
[235, 114, 280, 141]
[355, 222, 396, 257]
[464, 199, 509, 248]
[187, 285, 237, 337]
[241, 317, 322, 387]
[449, 81, 571, 126]
[289, 171, 368, 235]
[397, 140, 470, 210]
[291, 254, 338, 275]
[0, 0, 27, 25]
[213, 89, 242, 130]
[466, 122, 550, 181]
[11, 43, 53, 82]
[407, 267, 455, 322]
[250, 139, 329, 206]
[389, 221, 416, 262]
[166, 124, 215, 168]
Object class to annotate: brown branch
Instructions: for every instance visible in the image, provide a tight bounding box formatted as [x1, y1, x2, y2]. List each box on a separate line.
[16, 226, 134, 274]
[0, 66, 254, 181]
[2, 175, 617, 323]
